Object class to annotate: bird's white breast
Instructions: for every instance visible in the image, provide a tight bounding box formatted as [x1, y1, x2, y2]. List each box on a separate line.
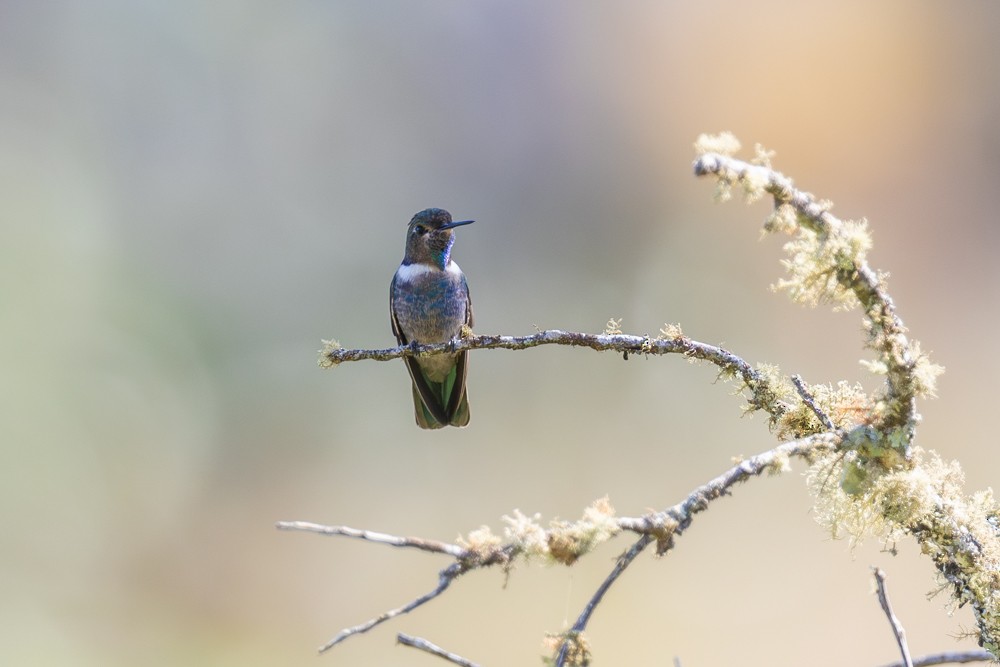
[394, 261, 463, 283]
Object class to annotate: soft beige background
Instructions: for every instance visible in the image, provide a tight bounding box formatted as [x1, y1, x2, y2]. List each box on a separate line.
[4, 2, 999, 665]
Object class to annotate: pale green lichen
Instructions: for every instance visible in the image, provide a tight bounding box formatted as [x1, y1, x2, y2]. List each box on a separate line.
[808, 446, 929, 545]
[713, 179, 735, 203]
[465, 499, 621, 568]
[807, 446, 1000, 655]
[694, 131, 741, 157]
[501, 509, 548, 560]
[694, 132, 744, 202]
[763, 203, 799, 236]
[542, 631, 591, 667]
[458, 524, 504, 556]
[546, 497, 620, 565]
[743, 362, 794, 426]
[771, 218, 873, 310]
[910, 341, 945, 399]
[776, 380, 873, 440]
[603, 317, 623, 336]
[766, 450, 792, 475]
[658, 322, 684, 340]
[318, 339, 342, 368]
[751, 143, 776, 168]
[859, 358, 889, 376]
[740, 163, 771, 204]
[639, 335, 654, 354]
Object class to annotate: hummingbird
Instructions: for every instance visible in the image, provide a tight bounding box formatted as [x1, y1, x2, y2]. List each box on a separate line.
[390, 208, 474, 429]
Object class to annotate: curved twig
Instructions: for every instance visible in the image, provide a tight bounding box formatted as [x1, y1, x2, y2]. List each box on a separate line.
[313, 561, 467, 654]
[322, 329, 790, 422]
[693, 151, 917, 436]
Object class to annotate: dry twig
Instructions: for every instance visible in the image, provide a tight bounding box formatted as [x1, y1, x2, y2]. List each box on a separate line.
[322, 329, 792, 424]
[873, 567, 914, 667]
[397, 633, 480, 667]
[877, 651, 997, 667]
[791, 374, 836, 431]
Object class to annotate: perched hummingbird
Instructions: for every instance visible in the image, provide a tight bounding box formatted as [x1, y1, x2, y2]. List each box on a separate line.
[390, 208, 474, 429]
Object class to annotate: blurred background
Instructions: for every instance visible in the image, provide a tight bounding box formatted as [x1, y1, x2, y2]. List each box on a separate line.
[4, 1, 999, 665]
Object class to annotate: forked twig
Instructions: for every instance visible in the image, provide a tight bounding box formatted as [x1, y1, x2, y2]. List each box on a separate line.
[552, 433, 839, 666]
[279, 434, 839, 659]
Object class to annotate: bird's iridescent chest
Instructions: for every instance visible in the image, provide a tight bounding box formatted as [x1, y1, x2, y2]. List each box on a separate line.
[392, 262, 469, 344]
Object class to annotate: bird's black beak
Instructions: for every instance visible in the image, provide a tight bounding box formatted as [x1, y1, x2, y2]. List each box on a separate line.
[437, 219, 474, 230]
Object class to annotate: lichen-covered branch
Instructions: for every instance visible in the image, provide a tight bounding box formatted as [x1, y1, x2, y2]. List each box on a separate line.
[791, 374, 835, 431]
[549, 433, 838, 666]
[693, 134, 997, 658]
[809, 445, 1000, 658]
[321, 327, 792, 425]
[692, 137, 942, 445]
[615, 433, 839, 555]
[278, 434, 838, 663]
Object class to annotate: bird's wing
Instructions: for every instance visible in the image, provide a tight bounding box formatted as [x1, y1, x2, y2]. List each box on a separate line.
[389, 272, 408, 345]
[443, 275, 472, 419]
[464, 274, 474, 329]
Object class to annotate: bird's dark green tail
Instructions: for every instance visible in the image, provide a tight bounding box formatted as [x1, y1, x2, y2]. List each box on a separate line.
[410, 360, 470, 429]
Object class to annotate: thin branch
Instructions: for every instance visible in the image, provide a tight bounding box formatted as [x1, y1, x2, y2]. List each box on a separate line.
[278, 520, 515, 653]
[791, 374, 836, 431]
[878, 651, 997, 667]
[554, 534, 653, 667]
[873, 567, 914, 667]
[323, 329, 789, 421]
[618, 433, 840, 554]
[274, 522, 467, 652]
[275, 521, 465, 558]
[315, 561, 469, 654]
[397, 633, 481, 667]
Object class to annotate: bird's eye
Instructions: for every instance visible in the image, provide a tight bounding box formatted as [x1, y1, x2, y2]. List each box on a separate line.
[414, 224, 427, 235]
